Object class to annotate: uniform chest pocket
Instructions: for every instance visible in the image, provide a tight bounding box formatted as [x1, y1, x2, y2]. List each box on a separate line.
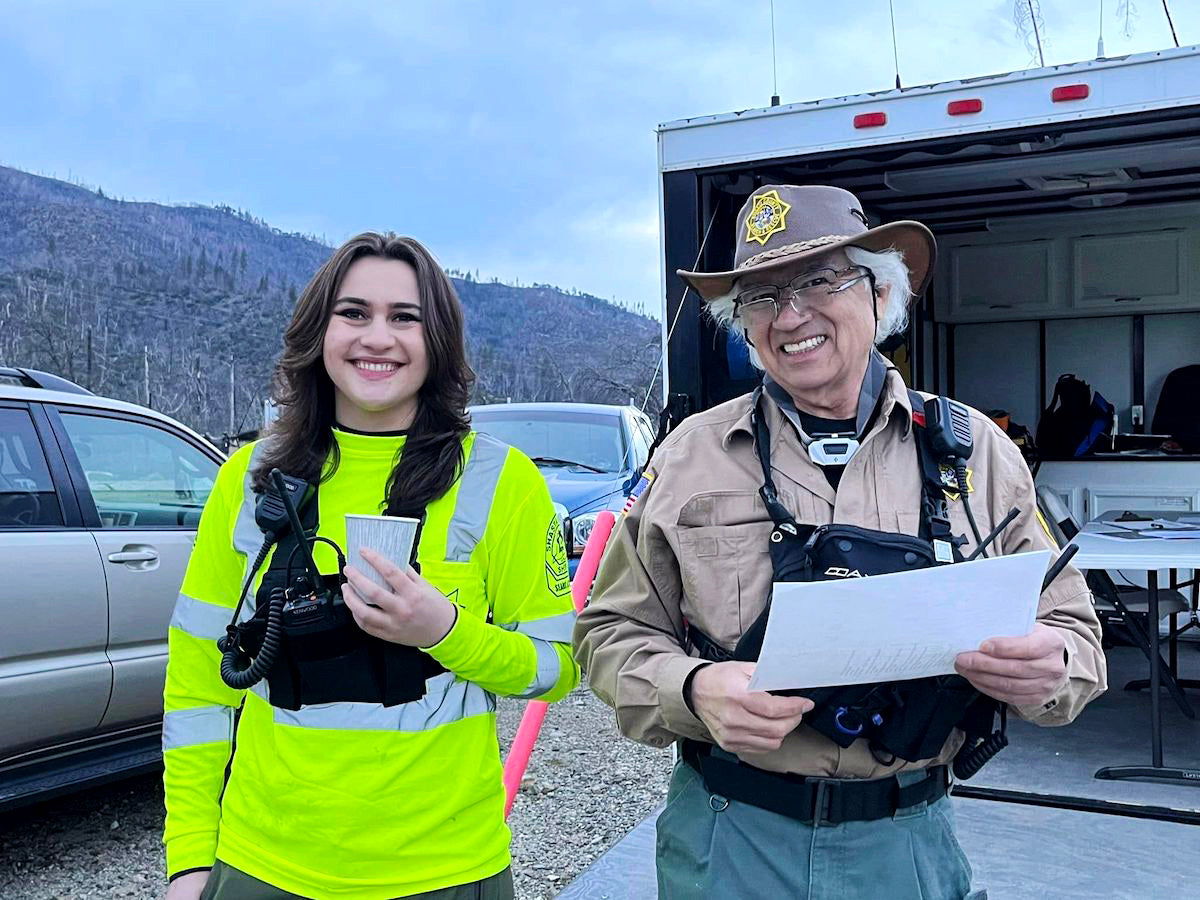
[675, 522, 773, 649]
[419, 559, 486, 620]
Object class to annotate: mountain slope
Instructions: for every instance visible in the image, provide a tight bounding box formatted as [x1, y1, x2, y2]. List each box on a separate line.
[0, 166, 660, 438]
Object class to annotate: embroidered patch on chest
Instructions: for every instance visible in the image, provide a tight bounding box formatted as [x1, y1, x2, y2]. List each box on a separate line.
[938, 463, 974, 502]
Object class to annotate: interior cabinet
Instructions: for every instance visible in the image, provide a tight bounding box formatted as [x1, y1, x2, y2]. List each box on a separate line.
[1073, 230, 1188, 313]
[934, 215, 1198, 323]
[949, 240, 1056, 321]
[1085, 486, 1197, 520]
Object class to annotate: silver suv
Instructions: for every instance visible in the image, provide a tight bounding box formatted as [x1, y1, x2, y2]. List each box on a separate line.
[0, 368, 223, 810]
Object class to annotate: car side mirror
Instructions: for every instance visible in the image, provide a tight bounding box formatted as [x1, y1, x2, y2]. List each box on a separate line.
[624, 466, 644, 495]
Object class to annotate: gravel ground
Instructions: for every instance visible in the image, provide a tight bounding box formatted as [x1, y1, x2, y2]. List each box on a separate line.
[0, 683, 671, 899]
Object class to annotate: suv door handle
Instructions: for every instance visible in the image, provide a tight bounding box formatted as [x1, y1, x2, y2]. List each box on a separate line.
[107, 547, 159, 564]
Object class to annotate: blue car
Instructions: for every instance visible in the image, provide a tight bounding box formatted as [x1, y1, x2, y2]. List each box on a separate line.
[469, 402, 656, 576]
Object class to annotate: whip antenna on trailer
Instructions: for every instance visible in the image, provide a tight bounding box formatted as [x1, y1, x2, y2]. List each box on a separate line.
[640, 201, 721, 416]
[1098, 0, 1106, 57]
[1162, 1, 1179, 47]
[1015, 1, 1047, 67]
[770, 0, 780, 106]
[1028, 0, 1045, 67]
[889, 0, 902, 89]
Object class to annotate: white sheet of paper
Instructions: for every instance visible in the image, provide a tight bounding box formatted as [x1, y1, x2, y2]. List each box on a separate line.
[745, 550, 1050, 693]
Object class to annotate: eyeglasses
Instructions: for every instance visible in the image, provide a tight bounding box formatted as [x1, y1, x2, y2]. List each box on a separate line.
[734, 266, 873, 326]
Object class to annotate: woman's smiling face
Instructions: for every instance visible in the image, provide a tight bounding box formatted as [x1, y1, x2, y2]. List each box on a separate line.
[322, 256, 429, 432]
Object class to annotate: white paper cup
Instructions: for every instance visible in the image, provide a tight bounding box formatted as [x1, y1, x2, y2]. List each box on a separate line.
[344, 514, 420, 590]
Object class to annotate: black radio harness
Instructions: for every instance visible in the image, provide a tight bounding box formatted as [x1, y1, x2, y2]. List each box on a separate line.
[216, 468, 443, 711]
[688, 386, 1023, 778]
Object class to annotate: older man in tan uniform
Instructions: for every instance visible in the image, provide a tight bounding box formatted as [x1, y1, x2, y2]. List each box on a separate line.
[574, 185, 1106, 899]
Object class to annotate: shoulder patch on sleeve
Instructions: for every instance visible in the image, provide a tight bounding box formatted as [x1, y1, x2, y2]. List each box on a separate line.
[621, 471, 655, 516]
[545, 515, 571, 597]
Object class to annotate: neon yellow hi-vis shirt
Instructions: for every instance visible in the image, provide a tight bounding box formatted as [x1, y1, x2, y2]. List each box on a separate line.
[163, 429, 579, 898]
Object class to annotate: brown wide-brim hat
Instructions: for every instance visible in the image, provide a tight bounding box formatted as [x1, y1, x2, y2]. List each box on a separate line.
[678, 184, 936, 301]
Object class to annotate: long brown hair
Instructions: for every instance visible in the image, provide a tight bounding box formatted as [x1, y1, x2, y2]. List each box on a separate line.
[252, 233, 475, 516]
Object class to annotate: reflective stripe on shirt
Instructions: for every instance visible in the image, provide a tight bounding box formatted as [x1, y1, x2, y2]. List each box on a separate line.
[231, 443, 269, 621]
[261, 671, 495, 731]
[169, 592, 231, 642]
[514, 639, 562, 699]
[500, 609, 576, 643]
[444, 434, 509, 562]
[163, 705, 234, 751]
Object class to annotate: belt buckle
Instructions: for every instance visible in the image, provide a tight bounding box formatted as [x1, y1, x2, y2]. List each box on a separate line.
[811, 780, 833, 827]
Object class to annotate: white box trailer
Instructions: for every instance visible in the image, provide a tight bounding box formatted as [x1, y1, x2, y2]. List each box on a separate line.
[657, 44, 1200, 526]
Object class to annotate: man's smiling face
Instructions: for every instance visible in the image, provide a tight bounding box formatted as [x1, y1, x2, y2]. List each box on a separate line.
[739, 249, 883, 414]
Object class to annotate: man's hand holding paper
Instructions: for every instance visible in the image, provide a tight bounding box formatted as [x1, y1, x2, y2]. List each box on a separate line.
[954, 623, 1068, 706]
[745, 550, 1051, 694]
[690, 662, 814, 754]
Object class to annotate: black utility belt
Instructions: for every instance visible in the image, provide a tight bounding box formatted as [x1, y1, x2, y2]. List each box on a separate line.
[680, 739, 948, 826]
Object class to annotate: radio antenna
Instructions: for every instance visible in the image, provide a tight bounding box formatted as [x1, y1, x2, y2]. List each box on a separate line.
[1162, 1, 1180, 47]
[1028, 0, 1046, 67]
[769, 0, 780, 105]
[889, 0, 902, 88]
[1098, 0, 1106, 57]
[1016, 0, 1047, 67]
[640, 199, 721, 415]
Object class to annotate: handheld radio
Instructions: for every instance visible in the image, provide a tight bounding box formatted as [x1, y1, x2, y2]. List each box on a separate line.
[923, 396, 974, 461]
[270, 468, 344, 629]
[219, 469, 347, 691]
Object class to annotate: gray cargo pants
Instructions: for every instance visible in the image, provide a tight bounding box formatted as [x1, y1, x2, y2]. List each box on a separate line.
[656, 759, 985, 900]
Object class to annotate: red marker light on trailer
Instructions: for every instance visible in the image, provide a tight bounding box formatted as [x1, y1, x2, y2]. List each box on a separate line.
[854, 112, 887, 128]
[947, 99, 983, 115]
[1051, 84, 1090, 102]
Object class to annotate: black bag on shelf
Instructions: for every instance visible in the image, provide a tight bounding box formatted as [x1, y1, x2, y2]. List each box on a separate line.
[1036, 374, 1114, 459]
[1151, 364, 1200, 453]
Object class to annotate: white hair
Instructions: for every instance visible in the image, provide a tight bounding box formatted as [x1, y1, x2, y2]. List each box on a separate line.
[703, 245, 913, 370]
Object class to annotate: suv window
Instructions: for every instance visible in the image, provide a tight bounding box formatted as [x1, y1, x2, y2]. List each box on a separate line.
[0, 408, 65, 527]
[472, 409, 627, 473]
[59, 412, 217, 529]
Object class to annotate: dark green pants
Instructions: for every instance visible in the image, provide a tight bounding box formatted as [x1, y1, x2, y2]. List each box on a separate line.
[198, 860, 515, 900]
[657, 759, 985, 899]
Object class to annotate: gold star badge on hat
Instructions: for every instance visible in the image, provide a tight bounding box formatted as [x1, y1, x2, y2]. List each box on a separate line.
[744, 189, 792, 246]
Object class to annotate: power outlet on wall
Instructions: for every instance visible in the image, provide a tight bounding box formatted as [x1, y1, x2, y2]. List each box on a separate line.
[1131, 404, 1144, 426]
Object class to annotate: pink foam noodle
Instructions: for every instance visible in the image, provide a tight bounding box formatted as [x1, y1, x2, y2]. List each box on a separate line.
[503, 509, 617, 818]
[571, 510, 616, 614]
[503, 701, 547, 817]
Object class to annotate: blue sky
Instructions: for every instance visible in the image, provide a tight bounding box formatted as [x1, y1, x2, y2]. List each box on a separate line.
[2, 1, 1195, 316]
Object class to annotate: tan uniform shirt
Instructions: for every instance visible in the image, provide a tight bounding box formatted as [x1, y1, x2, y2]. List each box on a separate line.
[573, 370, 1107, 780]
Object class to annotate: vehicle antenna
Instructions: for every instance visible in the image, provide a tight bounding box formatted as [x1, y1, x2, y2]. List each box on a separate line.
[889, 0, 902, 89]
[1028, 0, 1046, 67]
[639, 200, 721, 415]
[1015, 1, 1047, 68]
[1098, 0, 1106, 58]
[1162, 0, 1179, 47]
[770, 0, 780, 106]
